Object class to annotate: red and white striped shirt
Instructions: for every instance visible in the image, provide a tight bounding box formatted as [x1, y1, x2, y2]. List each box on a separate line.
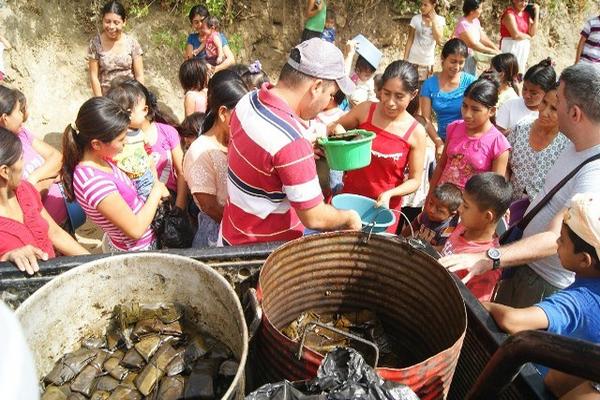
[74, 162, 156, 251]
[219, 84, 323, 245]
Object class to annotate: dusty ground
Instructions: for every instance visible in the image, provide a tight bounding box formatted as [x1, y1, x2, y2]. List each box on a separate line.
[0, 0, 596, 252]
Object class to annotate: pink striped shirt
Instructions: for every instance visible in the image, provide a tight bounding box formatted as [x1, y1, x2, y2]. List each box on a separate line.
[219, 84, 323, 245]
[74, 162, 155, 251]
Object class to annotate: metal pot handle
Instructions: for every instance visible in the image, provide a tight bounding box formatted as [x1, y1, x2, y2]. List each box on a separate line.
[297, 321, 380, 368]
[242, 288, 262, 341]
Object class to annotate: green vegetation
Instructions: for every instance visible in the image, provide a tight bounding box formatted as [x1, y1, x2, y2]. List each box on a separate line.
[228, 32, 243, 57]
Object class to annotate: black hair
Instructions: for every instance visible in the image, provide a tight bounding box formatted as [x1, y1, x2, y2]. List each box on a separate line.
[203, 70, 248, 132]
[0, 85, 19, 120]
[433, 183, 463, 213]
[206, 16, 219, 30]
[491, 53, 520, 96]
[0, 127, 22, 168]
[441, 38, 469, 59]
[179, 59, 209, 92]
[381, 60, 419, 93]
[101, 0, 127, 20]
[332, 89, 345, 106]
[178, 112, 205, 140]
[355, 55, 376, 74]
[326, 8, 335, 20]
[373, 73, 383, 92]
[227, 63, 251, 77]
[565, 223, 600, 269]
[241, 61, 270, 91]
[462, 0, 481, 16]
[464, 76, 500, 108]
[188, 4, 209, 22]
[464, 173, 513, 222]
[106, 80, 146, 113]
[524, 58, 557, 92]
[13, 89, 27, 114]
[61, 97, 130, 201]
[113, 79, 175, 125]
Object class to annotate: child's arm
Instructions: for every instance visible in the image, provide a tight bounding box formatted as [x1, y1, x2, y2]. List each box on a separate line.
[305, 0, 322, 18]
[482, 302, 549, 334]
[575, 35, 586, 64]
[403, 27, 415, 60]
[184, 92, 197, 117]
[344, 40, 357, 76]
[430, 11, 444, 45]
[0, 34, 12, 49]
[171, 144, 188, 210]
[214, 33, 224, 64]
[491, 149, 510, 178]
[426, 140, 448, 199]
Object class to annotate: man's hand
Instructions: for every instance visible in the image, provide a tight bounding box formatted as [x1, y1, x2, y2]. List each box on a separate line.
[439, 252, 493, 283]
[1, 245, 49, 275]
[345, 209, 363, 231]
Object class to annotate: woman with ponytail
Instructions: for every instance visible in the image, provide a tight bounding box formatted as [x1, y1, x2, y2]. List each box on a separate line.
[182, 70, 247, 247]
[61, 97, 168, 252]
[0, 128, 87, 275]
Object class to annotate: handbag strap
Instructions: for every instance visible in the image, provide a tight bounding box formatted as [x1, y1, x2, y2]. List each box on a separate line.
[517, 152, 600, 231]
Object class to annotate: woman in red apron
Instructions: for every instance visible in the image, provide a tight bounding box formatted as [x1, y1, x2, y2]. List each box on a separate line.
[330, 60, 427, 233]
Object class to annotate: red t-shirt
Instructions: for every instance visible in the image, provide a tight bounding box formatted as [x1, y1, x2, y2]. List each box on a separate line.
[441, 224, 499, 302]
[0, 181, 55, 258]
[342, 103, 418, 233]
[500, 7, 531, 39]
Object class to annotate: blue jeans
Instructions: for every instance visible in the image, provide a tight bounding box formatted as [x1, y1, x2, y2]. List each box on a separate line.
[132, 169, 154, 201]
[192, 210, 219, 248]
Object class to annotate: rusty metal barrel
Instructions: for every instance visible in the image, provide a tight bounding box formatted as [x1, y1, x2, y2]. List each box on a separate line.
[255, 232, 467, 400]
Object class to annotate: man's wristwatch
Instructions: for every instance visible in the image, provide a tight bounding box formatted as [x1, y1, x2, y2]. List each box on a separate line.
[487, 248, 501, 270]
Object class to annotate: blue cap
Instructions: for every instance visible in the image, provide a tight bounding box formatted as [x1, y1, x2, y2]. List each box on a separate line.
[352, 34, 382, 70]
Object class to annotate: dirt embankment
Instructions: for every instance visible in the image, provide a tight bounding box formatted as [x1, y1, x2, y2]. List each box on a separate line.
[1, 0, 596, 142]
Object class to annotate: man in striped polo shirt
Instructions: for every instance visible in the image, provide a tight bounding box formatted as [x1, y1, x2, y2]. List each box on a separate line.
[219, 38, 362, 245]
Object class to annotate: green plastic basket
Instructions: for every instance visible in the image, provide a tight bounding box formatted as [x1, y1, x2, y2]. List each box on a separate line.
[317, 129, 375, 171]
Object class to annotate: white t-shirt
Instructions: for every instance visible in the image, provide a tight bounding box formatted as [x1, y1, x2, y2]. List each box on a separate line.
[523, 143, 600, 288]
[0, 302, 39, 400]
[408, 14, 446, 66]
[496, 97, 538, 130]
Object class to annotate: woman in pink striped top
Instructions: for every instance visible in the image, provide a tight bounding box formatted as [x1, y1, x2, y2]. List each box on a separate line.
[61, 97, 169, 252]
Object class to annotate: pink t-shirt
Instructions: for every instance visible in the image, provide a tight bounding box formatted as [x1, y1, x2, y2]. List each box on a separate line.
[18, 127, 67, 225]
[441, 224, 500, 302]
[149, 122, 179, 191]
[453, 17, 481, 55]
[73, 162, 155, 251]
[439, 120, 511, 189]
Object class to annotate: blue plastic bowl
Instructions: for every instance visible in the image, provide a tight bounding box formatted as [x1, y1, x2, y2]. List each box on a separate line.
[65, 199, 86, 231]
[331, 193, 395, 233]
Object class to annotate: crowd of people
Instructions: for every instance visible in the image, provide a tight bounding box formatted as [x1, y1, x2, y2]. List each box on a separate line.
[1, 0, 600, 397]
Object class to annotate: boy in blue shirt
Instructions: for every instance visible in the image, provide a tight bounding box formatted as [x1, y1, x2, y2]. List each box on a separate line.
[485, 193, 600, 398]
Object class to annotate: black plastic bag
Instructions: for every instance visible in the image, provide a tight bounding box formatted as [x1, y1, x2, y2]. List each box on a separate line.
[245, 348, 419, 400]
[151, 201, 194, 249]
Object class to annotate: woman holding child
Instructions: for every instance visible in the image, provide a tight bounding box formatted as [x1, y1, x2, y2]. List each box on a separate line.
[183, 71, 247, 247]
[62, 97, 169, 252]
[0, 128, 88, 275]
[88, 1, 144, 96]
[330, 60, 427, 234]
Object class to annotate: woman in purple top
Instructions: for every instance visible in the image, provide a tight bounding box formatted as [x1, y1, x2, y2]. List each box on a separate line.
[0, 87, 68, 225]
[61, 97, 169, 252]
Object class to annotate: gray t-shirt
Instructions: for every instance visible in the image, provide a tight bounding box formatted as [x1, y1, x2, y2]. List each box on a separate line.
[524, 142, 600, 288]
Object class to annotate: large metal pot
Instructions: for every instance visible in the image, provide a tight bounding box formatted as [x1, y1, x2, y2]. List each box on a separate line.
[16, 253, 248, 399]
[255, 232, 467, 400]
